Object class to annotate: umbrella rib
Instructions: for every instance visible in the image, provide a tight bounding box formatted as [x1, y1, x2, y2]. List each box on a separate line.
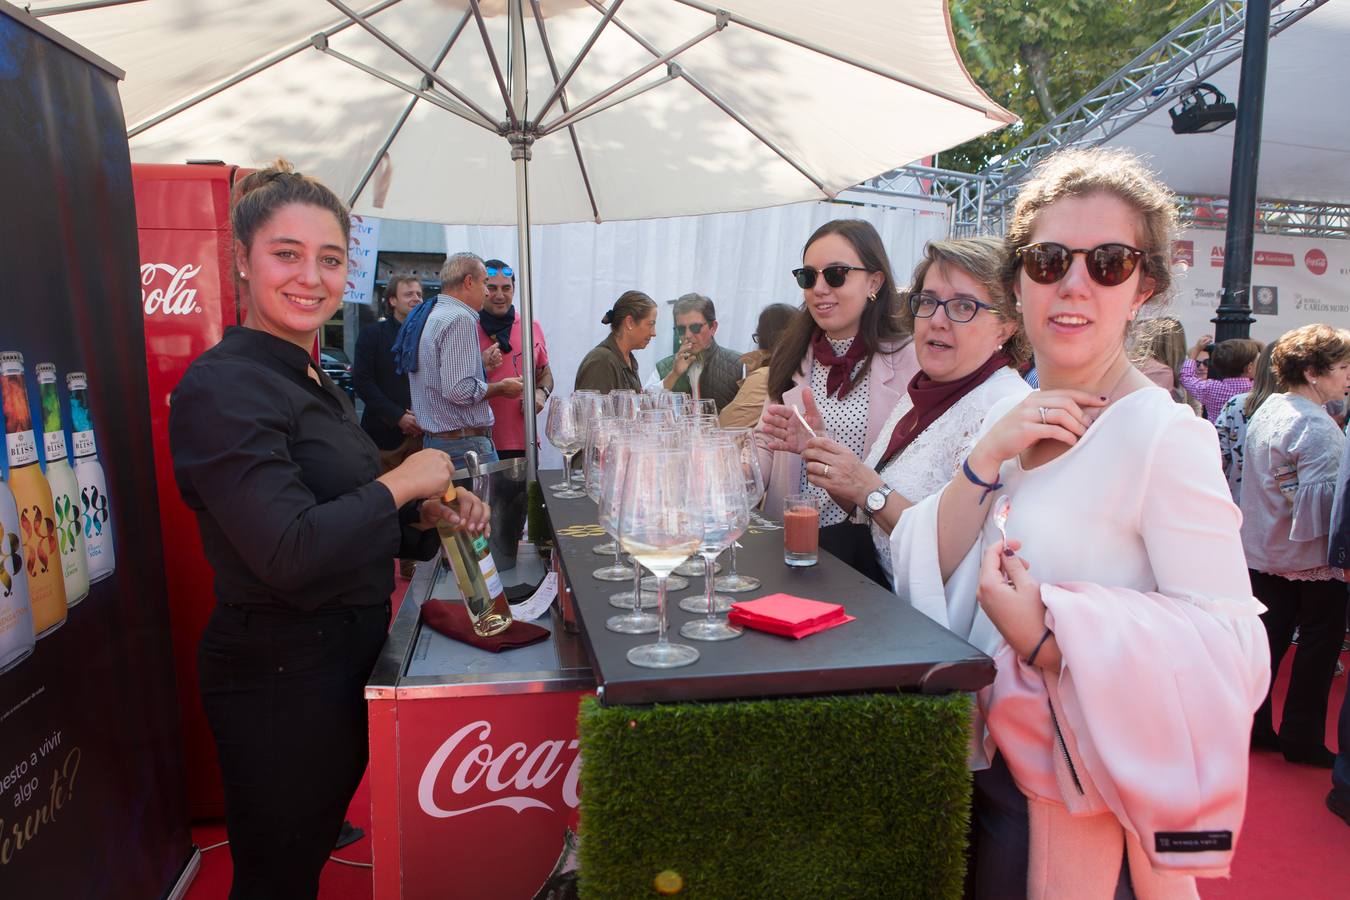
[530, 0, 600, 222]
[315, 41, 489, 129]
[29, 0, 146, 15]
[669, 0, 1010, 121]
[586, 2, 831, 197]
[126, 0, 405, 138]
[537, 18, 724, 135]
[326, 0, 501, 130]
[467, 0, 518, 130]
[347, 23, 466, 208]
[532, 0, 626, 126]
[537, 69, 679, 136]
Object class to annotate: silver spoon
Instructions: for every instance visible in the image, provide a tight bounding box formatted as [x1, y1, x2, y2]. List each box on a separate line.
[993, 494, 1012, 554]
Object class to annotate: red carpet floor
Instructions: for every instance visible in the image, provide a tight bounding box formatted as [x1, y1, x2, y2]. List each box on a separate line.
[185, 579, 1349, 899]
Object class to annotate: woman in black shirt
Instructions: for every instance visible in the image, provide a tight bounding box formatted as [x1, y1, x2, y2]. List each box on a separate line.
[169, 161, 486, 899]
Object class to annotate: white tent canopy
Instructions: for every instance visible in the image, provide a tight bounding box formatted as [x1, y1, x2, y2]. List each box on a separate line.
[1103, 0, 1350, 205]
[31, 0, 1014, 224]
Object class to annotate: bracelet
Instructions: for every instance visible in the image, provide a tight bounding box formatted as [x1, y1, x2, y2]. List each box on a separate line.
[960, 457, 1003, 505]
[1025, 627, 1054, 667]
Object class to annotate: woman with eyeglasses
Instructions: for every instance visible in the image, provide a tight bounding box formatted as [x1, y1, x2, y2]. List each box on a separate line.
[890, 149, 1269, 897]
[574, 290, 658, 394]
[781, 237, 1030, 587]
[755, 220, 919, 580]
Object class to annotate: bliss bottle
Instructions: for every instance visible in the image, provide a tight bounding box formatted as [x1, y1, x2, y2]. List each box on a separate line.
[0, 477, 36, 672]
[66, 372, 116, 583]
[1, 352, 68, 636]
[37, 363, 89, 605]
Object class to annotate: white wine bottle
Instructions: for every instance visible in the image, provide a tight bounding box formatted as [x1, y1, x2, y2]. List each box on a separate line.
[438, 521, 513, 637]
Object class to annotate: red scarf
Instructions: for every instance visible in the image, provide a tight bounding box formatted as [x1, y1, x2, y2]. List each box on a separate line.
[877, 353, 1011, 470]
[810, 329, 870, 400]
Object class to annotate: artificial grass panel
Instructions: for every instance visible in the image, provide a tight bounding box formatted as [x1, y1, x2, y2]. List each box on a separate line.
[576, 691, 974, 900]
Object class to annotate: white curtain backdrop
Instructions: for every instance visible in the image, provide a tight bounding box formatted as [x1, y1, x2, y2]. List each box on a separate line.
[443, 199, 948, 467]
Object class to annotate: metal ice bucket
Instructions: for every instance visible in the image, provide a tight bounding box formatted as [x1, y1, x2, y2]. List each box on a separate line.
[452, 453, 529, 570]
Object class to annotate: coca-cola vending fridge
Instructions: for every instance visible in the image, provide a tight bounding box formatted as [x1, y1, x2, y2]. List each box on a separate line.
[134, 162, 242, 818]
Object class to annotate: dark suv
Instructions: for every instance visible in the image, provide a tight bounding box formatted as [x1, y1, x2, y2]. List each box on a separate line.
[319, 347, 354, 398]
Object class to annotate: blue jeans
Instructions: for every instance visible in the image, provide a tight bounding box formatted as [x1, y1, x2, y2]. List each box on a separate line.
[424, 434, 498, 471]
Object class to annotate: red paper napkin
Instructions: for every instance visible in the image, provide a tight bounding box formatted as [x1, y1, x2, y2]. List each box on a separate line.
[420, 599, 550, 652]
[728, 593, 854, 639]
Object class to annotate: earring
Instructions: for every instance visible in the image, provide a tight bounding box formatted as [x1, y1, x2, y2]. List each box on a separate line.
[239, 271, 247, 279]
[1015, 301, 1022, 312]
[1311, 378, 1318, 386]
[867, 292, 877, 302]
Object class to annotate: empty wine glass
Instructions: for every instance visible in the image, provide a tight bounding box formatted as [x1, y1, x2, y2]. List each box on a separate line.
[570, 392, 604, 485]
[545, 394, 586, 498]
[715, 427, 766, 593]
[607, 389, 640, 419]
[585, 415, 625, 557]
[693, 398, 719, 419]
[679, 440, 748, 640]
[589, 424, 636, 583]
[619, 443, 702, 668]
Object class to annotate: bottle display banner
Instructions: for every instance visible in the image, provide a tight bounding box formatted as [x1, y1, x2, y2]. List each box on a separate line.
[0, 10, 192, 897]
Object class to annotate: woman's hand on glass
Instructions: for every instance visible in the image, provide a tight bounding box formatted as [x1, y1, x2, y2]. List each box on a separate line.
[967, 390, 1105, 477]
[801, 437, 876, 508]
[416, 486, 491, 533]
[760, 388, 825, 454]
[975, 538, 1052, 664]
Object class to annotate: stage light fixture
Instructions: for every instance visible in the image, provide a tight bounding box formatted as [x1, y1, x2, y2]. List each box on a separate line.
[1169, 83, 1236, 135]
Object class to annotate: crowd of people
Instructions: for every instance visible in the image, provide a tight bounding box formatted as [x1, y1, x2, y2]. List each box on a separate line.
[165, 147, 1349, 899]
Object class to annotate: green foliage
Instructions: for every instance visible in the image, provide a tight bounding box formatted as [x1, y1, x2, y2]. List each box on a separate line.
[576, 692, 974, 899]
[945, 0, 1210, 172]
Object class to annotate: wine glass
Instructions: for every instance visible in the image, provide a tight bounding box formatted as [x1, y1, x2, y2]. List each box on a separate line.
[619, 443, 702, 668]
[679, 440, 749, 640]
[588, 421, 636, 582]
[601, 434, 658, 633]
[715, 427, 766, 593]
[545, 394, 586, 497]
[693, 398, 719, 419]
[607, 389, 639, 419]
[570, 392, 603, 485]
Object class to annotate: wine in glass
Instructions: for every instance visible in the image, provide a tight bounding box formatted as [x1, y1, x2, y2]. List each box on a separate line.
[715, 427, 766, 592]
[601, 434, 658, 633]
[679, 440, 749, 640]
[619, 444, 702, 668]
[545, 394, 586, 498]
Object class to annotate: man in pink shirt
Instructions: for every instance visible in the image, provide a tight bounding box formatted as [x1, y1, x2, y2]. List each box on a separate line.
[1181, 334, 1261, 423]
[477, 259, 554, 458]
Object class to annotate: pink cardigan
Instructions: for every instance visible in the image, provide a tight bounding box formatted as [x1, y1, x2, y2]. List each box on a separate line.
[754, 340, 918, 519]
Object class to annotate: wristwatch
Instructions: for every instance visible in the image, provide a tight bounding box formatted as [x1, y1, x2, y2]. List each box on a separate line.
[863, 484, 894, 518]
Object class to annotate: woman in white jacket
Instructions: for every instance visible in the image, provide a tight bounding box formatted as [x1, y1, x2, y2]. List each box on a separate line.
[891, 149, 1270, 898]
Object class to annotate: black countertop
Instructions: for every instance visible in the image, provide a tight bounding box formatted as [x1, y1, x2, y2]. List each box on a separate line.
[541, 470, 994, 706]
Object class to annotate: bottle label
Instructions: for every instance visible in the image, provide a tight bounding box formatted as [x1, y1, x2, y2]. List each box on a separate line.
[474, 536, 506, 601]
[43, 431, 68, 462]
[71, 430, 96, 458]
[6, 430, 37, 467]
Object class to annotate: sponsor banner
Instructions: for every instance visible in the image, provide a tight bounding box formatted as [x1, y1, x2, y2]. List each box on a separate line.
[1171, 230, 1350, 343]
[0, 12, 191, 898]
[344, 214, 381, 306]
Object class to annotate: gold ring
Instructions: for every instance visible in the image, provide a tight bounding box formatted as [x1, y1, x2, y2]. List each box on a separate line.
[822, 464, 831, 477]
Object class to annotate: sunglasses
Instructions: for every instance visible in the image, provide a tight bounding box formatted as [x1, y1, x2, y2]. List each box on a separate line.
[907, 292, 997, 324]
[1015, 242, 1145, 287]
[485, 265, 514, 278]
[674, 323, 706, 336]
[792, 265, 870, 289]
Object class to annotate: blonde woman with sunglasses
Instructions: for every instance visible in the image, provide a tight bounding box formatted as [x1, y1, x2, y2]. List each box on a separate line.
[890, 149, 1270, 898]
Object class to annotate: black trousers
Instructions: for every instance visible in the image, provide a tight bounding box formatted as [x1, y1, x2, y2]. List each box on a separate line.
[818, 521, 891, 589]
[1249, 569, 1348, 752]
[199, 602, 390, 900]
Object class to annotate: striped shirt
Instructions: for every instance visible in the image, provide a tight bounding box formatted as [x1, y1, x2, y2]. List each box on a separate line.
[408, 295, 494, 433]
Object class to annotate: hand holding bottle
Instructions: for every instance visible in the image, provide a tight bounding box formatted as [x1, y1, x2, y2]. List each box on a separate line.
[378, 448, 455, 508]
[417, 486, 490, 534]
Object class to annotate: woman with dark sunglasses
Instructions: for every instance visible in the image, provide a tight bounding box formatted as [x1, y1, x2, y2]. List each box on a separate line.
[890, 149, 1269, 897]
[754, 220, 918, 579]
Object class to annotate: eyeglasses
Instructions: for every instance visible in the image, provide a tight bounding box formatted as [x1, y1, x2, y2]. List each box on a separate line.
[1015, 242, 1145, 287]
[792, 265, 871, 289]
[485, 265, 514, 278]
[674, 323, 706, 336]
[907, 292, 997, 323]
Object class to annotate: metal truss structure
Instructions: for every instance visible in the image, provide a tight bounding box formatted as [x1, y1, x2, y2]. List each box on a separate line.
[1179, 196, 1350, 238]
[863, 0, 1344, 240]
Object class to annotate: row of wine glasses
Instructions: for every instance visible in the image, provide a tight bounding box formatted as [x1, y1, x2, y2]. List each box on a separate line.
[545, 389, 771, 669]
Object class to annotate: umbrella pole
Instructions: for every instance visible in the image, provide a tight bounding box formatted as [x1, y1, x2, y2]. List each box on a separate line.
[513, 134, 538, 480]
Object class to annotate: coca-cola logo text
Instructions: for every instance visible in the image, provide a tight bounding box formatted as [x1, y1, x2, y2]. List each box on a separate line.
[142, 263, 202, 315]
[417, 720, 580, 818]
[1305, 249, 1328, 275]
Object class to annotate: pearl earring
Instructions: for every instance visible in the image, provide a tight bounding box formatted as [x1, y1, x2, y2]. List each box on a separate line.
[239, 271, 247, 279]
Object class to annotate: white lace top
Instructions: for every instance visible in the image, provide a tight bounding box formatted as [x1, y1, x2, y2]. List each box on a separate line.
[862, 367, 1030, 578]
[801, 337, 872, 527]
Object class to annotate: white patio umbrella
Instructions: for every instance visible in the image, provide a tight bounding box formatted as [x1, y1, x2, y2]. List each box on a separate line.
[32, 0, 1014, 472]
